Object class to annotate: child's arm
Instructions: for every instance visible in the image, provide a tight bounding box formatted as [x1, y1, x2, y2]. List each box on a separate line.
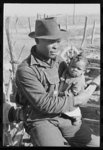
[70, 75, 86, 96]
[70, 82, 82, 96]
[69, 76, 85, 96]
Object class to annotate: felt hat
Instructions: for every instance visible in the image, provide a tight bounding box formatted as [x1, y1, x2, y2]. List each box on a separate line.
[28, 17, 68, 40]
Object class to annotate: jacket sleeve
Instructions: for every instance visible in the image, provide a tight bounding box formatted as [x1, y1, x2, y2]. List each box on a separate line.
[16, 66, 74, 114]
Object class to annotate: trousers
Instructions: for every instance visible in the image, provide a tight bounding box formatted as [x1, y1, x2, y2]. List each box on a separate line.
[26, 116, 100, 147]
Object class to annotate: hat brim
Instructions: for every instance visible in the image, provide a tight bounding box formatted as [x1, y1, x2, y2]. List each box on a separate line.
[28, 30, 68, 40]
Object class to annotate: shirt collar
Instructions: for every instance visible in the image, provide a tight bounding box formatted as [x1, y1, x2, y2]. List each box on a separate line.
[30, 45, 41, 66]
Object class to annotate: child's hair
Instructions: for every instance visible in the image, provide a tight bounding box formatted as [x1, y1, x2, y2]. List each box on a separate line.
[70, 52, 88, 70]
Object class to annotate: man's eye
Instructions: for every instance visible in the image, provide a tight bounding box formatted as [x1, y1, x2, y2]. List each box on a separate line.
[57, 40, 61, 43]
[48, 40, 53, 43]
[48, 40, 60, 44]
[71, 67, 75, 69]
[71, 65, 76, 68]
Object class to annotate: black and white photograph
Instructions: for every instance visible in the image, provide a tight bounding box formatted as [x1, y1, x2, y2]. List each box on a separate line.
[3, 3, 100, 147]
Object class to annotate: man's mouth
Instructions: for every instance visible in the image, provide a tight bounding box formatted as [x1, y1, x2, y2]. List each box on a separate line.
[50, 52, 58, 55]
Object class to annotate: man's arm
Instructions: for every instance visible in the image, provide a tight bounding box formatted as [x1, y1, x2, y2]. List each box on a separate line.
[73, 75, 100, 106]
[16, 66, 74, 114]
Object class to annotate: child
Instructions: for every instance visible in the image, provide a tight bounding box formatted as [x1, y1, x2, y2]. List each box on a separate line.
[58, 53, 89, 125]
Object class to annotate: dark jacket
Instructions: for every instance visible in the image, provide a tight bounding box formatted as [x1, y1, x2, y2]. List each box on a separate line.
[16, 45, 74, 121]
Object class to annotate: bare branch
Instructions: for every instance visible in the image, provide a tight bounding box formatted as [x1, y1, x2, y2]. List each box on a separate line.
[28, 17, 31, 32]
[81, 16, 88, 49]
[17, 45, 25, 61]
[5, 17, 15, 76]
[91, 20, 96, 44]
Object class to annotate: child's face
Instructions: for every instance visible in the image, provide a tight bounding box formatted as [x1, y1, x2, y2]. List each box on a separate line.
[69, 60, 86, 77]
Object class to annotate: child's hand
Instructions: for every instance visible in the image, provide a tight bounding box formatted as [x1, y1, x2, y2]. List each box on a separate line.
[86, 80, 92, 85]
[92, 75, 100, 87]
[85, 80, 92, 88]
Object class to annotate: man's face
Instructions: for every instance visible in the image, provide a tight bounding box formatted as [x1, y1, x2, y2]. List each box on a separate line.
[37, 39, 61, 59]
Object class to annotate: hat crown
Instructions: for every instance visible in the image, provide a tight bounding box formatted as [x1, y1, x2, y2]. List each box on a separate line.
[28, 17, 68, 39]
[35, 18, 60, 37]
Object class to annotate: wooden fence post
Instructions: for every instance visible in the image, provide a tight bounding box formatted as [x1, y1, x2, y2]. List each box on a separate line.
[28, 17, 31, 32]
[17, 45, 25, 61]
[37, 13, 41, 19]
[58, 24, 60, 29]
[91, 20, 96, 44]
[81, 16, 88, 48]
[37, 13, 39, 19]
[15, 17, 18, 33]
[66, 15, 68, 30]
[73, 4, 75, 25]
[44, 14, 46, 18]
[6, 70, 13, 102]
[5, 17, 15, 76]
[5, 17, 16, 102]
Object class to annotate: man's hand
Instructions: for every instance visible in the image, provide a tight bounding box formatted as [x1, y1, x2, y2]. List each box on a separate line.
[73, 75, 100, 106]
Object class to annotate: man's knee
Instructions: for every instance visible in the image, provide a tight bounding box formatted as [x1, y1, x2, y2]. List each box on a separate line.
[28, 120, 66, 146]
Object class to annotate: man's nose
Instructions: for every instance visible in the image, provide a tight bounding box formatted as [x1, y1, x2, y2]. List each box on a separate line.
[52, 44, 58, 49]
[52, 46, 57, 49]
[52, 42, 59, 49]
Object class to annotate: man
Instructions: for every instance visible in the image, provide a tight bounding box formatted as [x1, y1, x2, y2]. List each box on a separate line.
[5, 18, 100, 146]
